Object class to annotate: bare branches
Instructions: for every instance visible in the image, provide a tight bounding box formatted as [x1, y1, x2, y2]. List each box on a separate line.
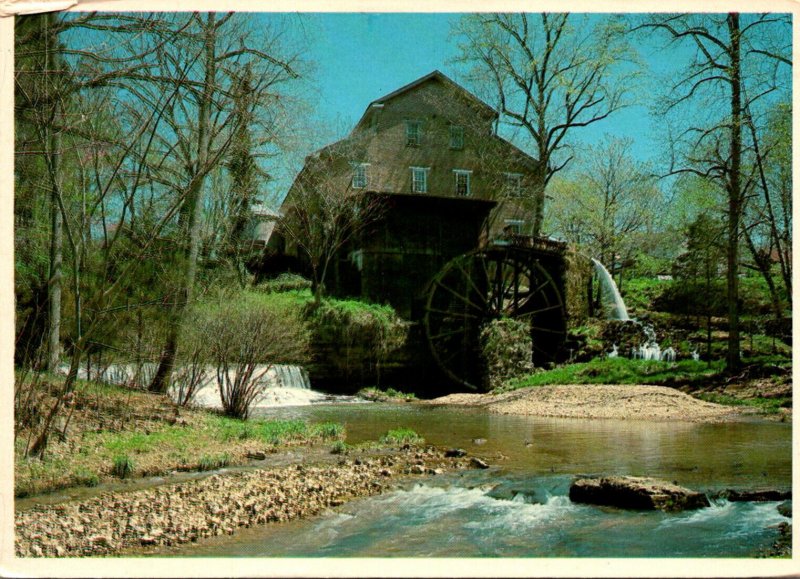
[453, 13, 635, 235]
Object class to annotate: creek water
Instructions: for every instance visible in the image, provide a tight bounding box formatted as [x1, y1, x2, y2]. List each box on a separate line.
[163, 403, 791, 558]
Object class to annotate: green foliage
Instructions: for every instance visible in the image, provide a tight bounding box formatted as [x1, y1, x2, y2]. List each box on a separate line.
[256, 273, 313, 293]
[112, 454, 135, 479]
[207, 415, 343, 445]
[501, 357, 725, 392]
[480, 318, 533, 391]
[621, 277, 672, 314]
[306, 296, 408, 383]
[197, 452, 231, 471]
[693, 392, 786, 414]
[72, 467, 100, 487]
[330, 440, 350, 455]
[379, 427, 424, 446]
[357, 387, 417, 402]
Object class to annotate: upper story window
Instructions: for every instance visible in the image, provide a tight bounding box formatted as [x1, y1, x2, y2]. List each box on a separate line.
[449, 125, 464, 150]
[411, 166, 429, 193]
[351, 163, 369, 189]
[504, 172, 523, 197]
[406, 120, 422, 147]
[454, 169, 472, 197]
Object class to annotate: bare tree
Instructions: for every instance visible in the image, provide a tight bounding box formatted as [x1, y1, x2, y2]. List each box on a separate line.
[148, 13, 302, 393]
[643, 13, 791, 371]
[452, 13, 635, 236]
[279, 139, 386, 304]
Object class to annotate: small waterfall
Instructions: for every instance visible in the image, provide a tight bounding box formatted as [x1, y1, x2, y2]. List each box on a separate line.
[661, 347, 676, 362]
[591, 259, 630, 321]
[271, 365, 311, 390]
[607, 344, 619, 359]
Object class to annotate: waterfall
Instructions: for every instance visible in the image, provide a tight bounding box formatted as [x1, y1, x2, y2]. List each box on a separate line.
[270, 365, 311, 390]
[591, 259, 630, 321]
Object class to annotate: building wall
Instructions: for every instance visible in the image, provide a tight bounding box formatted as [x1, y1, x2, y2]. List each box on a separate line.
[284, 75, 540, 239]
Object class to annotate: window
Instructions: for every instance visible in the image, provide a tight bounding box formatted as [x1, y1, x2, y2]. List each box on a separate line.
[351, 163, 368, 189]
[449, 125, 464, 150]
[411, 167, 429, 193]
[504, 172, 523, 197]
[406, 120, 421, 146]
[453, 169, 472, 196]
[504, 219, 525, 235]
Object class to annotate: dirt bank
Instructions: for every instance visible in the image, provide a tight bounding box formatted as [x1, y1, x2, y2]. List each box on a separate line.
[15, 446, 473, 557]
[426, 384, 748, 422]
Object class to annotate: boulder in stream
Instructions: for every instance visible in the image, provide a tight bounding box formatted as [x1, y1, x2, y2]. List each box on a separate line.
[723, 488, 791, 502]
[569, 476, 710, 512]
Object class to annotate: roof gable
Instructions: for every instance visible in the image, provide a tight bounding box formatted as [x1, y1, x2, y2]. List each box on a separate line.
[354, 70, 498, 131]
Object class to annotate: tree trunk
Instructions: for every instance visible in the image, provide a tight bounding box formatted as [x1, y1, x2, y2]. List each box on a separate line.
[530, 161, 547, 237]
[149, 13, 217, 393]
[725, 13, 742, 372]
[45, 13, 62, 374]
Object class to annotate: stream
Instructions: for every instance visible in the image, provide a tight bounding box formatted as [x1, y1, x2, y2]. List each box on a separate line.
[159, 403, 791, 558]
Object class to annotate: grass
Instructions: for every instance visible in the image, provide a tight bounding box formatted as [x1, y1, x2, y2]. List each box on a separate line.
[197, 452, 231, 471]
[330, 440, 350, 455]
[206, 415, 344, 445]
[14, 377, 347, 497]
[112, 455, 135, 479]
[501, 357, 726, 392]
[379, 428, 424, 446]
[693, 392, 788, 415]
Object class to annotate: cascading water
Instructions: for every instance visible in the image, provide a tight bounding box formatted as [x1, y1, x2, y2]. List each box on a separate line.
[591, 259, 629, 321]
[590, 259, 682, 362]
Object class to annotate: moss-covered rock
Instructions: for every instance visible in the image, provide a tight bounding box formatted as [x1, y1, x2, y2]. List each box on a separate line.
[480, 318, 534, 391]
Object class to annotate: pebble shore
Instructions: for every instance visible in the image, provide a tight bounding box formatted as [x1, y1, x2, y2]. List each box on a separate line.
[15, 447, 469, 557]
[428, 384, 744, 421]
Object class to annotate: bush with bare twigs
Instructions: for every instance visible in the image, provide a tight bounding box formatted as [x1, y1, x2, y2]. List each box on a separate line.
[201, 303, 310, 419]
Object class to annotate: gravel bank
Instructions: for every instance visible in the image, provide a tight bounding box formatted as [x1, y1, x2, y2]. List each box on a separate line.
[15, 447, 470, 557]
[427, 384, 745, 422]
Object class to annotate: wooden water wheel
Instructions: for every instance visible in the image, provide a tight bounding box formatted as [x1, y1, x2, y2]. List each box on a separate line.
[422, 247, 566, 391]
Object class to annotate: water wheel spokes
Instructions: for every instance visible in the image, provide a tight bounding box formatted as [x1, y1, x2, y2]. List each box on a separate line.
[423, 248, 566, 390]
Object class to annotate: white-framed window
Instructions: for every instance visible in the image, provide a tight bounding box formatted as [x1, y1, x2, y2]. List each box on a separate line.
[406, 120, 422, 146]
[504, 172, 523, 197]
[504, 219, 525, 235]
[351, 163, 369, 189]
[453, 169, 472, 196]
[449, 125, 464, 150]
[410, 166, 429, 193]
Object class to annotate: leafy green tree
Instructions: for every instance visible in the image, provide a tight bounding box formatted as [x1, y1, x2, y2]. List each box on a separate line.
[670, 214, 726, 359]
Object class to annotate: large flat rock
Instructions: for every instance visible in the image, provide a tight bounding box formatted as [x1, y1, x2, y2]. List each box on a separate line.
[569, 476, 710, 512]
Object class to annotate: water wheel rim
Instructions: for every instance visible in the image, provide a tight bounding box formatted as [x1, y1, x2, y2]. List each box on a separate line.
[423, 248, 567, 391]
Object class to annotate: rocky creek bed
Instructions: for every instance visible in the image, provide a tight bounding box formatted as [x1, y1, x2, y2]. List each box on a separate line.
[15, 446, 473, 557]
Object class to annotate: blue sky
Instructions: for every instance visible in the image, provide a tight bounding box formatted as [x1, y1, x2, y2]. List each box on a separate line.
[288, 13, 662, 166]
[257, 12, 791, 203]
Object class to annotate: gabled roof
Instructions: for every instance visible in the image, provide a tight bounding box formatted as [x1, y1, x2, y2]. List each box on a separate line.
[354, 70, 498, 130]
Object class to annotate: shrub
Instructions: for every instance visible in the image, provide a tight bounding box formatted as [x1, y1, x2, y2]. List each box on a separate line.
[480, 318, 533, 391]
[199, 301, 310, 419]
[112, 454, 135, 479]
[380, 427, 424, 446]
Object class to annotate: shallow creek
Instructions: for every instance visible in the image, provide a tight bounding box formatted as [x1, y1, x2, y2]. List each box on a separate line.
[157, 403, 791, 558]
